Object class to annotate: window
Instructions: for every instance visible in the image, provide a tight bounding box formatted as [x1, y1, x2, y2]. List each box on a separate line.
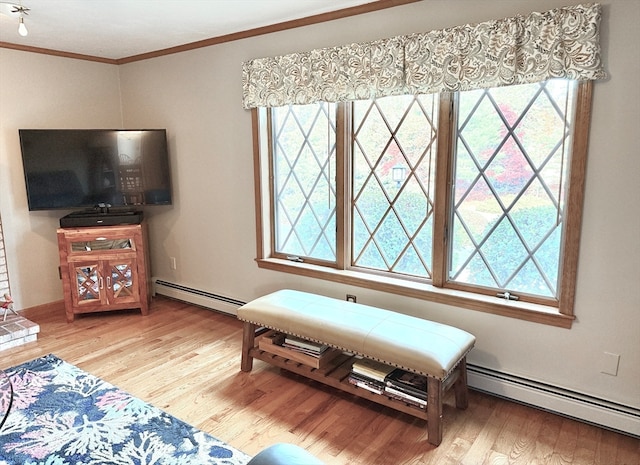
[449, 80, 577, 302]
[351, 95, 438, 279]
[253, 80, 592, 327]
[271, 102, 337, 263]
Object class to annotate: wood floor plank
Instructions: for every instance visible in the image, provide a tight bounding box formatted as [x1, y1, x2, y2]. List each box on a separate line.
[509, 408, 545, 465]
[573, 422, 599, 465]
[492, 400, 529, 457]
[1, 297, 638, 465]
[609, 433, 640, 465]
[528, 405, 565, 465]
[460, 400, 512, 464]
[551, 417, 580, 464]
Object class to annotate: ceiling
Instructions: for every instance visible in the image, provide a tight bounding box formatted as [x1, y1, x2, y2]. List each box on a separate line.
[0, 0, 379, 61]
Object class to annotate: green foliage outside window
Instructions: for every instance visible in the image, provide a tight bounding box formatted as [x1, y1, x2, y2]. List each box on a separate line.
[269, 80, 575, 301]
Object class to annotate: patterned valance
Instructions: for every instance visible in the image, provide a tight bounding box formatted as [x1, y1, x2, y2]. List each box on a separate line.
[242, 3, 606, 109]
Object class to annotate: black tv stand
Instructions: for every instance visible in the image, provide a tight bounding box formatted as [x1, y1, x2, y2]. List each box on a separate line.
[59, 209, 143, 228]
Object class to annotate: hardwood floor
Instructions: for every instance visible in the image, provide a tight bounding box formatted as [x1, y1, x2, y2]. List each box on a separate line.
[2, 296, 638, 464]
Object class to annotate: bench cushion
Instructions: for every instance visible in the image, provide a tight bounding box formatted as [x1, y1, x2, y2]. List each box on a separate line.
[237, 289, 475, 380]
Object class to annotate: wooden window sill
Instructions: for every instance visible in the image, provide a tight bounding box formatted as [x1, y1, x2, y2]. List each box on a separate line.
[256, 258, 574, 329]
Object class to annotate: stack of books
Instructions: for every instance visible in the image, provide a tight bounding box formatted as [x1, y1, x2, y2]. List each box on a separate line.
[348, 358, 396, 395]
[384, 369, 428, 409]
[257, 331, 342, 369]
[282, 335, 329, 358]
[348, 358, 428, 409]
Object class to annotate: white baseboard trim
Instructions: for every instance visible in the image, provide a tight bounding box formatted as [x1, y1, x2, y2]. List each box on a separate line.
[468, 364, 640, 437]
[150, 280, 640, 438]
[152, 279, 244, 316]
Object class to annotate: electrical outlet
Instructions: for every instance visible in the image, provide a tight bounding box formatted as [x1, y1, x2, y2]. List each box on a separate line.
[170, 257, 177, 270]
[346, 294, 357, 303]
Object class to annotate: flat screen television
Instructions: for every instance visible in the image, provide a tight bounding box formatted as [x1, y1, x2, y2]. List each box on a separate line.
[19, 129, 172, 211]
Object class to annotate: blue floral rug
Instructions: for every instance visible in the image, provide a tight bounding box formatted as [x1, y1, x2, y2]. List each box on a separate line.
[0, 354, 250, 465]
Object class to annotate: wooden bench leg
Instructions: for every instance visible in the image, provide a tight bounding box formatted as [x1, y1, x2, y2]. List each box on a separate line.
[454, 357, 469, 410]
[427, 376, 443, 446]
[241, 322, 256, 372]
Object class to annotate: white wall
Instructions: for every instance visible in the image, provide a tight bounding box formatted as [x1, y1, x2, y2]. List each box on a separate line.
[119, 0, 640, 413]
[0, 0, 638, 426]
[0, 49, 122, 307]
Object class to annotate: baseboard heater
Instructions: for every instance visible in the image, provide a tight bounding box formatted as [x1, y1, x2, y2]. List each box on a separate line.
[151, 279, 639, 438]
[467, 364, 640, 438]
[152, 279, 245, 316]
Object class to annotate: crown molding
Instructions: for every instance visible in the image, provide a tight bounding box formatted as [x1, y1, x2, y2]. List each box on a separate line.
[0, 0, 420, 65]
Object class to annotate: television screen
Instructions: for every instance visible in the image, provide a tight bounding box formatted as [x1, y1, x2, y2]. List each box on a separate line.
[19, 129, 172, 211]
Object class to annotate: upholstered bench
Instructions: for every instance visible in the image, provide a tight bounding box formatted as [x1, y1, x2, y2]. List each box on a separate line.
[237, 289, 476, 446]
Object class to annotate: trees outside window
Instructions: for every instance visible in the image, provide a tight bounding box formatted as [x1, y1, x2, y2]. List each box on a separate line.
[449, 80, 576, 301]
[256, 79, 592, 327]
[272, 103, 337, 262]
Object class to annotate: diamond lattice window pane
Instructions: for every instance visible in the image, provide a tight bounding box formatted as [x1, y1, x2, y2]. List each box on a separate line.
[272, 103, 337, 261]
[395, 178, 428, 236]
[459, 94, 506, 168]
[450, 215, 475, 280]
[352, 95, 438, 278]
[354, 178, 387, 232]
[480, 217, 529, 286]
[395, 245, 430, 278]
[358, 241, 387, 270]
[485, 140, 535, 207]
[374, 212, 407, 265]
[510, 184, 559, 250]
[414, 216, 433, 267]
[355, 104, 389, 167]
[450, 80, 574, 297]
[455, 177, 503, 245]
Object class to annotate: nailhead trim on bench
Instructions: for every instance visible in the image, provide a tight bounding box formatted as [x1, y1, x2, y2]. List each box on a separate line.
[236, 290, 476, 381]
[240, 320, 472, 380]
[237, 290, 476, 447]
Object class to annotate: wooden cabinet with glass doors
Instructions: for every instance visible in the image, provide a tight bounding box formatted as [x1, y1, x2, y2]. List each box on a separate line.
[57, 223, 151, 322]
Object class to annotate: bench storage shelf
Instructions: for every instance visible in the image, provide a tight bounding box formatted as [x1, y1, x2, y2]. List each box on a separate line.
[248, 330, 465, 421]
[238, 290, 476, 446]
